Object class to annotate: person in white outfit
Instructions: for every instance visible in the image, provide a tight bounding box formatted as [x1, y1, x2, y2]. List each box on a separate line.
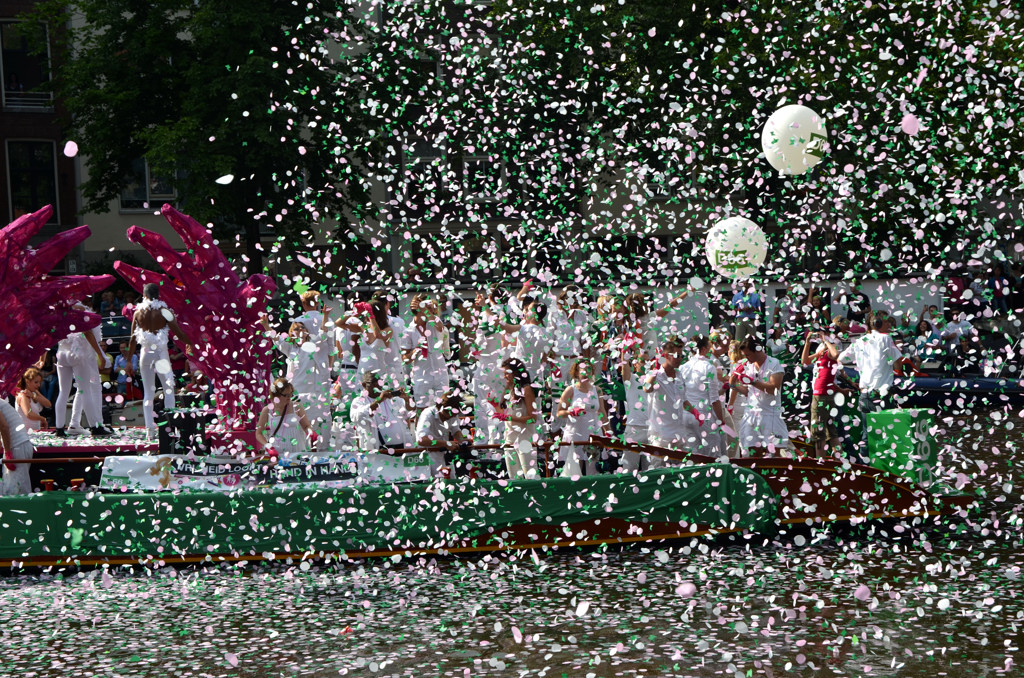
[680, 335, 728, 457]
[547, 285, 593, 435]
[349, 372, 416, 451]
[0, 399, 35, 495]
[725, 341, 747, 458]
[643, 336, 699, 467]
[620, 355, 650, 472]
[290, 291, 334, 448]
[402, 294, 451, 410]
[730, 335, 791, 454]
[15, 368, 51, 432]
[67, 322, 113, 435]
[506, 299, 554, 395]
[255, 377, 315, 458]
[126, 283, 189, 439]
[332, 297, 362, 408]
[494, 358, 541, 479]
[263, 316, 332, 451]
[339, 294, 404, 390]
[470, 287, 511, 444]
[556, 360, 610, 477]
[54, 302, 112, 438]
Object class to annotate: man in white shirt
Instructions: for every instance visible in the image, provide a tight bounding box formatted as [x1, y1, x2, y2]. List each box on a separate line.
[349, 372, 416, 452]
[415, 391, 467, 474]
[681, 336, 727, 456]
[838, 315, 903, 396]
[643, 336, 698, 467]
[838, 315, 903, 460]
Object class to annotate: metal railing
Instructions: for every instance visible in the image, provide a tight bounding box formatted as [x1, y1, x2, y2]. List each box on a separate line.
[2, 91, 53, 111]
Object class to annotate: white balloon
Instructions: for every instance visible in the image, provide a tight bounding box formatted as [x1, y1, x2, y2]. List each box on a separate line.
[705, 216, 768, 279]
[761, 104, 828, 175]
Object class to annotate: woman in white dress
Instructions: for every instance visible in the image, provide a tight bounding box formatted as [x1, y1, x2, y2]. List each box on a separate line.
[494, 358, 540, 479]
[255, 378, 314, 458]
[547, 285, 593, 433]
[725, 341, 746, 457]
[730, 336, 791, 455]
[401, 294, 451, 410]
[556, 360, 610, 477]
[680, 335, 727, 457]
[15, 368, 51, 432]
[1, 400, 35, 495]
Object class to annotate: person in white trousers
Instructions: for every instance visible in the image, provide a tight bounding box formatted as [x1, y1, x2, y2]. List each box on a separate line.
[126, 283, 189, 439]
[0, 399, 35, 495]
[54, 303, 112, 438]
[66, 322, 114, 435]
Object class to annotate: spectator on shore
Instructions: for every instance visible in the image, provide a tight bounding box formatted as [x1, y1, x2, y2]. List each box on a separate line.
[989, 264, 1011, 316]
[731, 282, 761, 343]
[841, 283, 871, 325]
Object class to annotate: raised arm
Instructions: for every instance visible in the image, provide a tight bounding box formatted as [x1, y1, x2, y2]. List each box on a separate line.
[800, 330, 815, 366]
[254, 407, 271, 447]
[556, 385, 574, 419]
[654, 287, 691, 319]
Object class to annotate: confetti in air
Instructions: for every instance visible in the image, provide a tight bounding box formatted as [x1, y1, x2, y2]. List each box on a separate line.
[1, 1, 1023, 676]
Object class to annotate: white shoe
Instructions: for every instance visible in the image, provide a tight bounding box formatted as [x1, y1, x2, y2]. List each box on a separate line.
[66, 426, 88, 437]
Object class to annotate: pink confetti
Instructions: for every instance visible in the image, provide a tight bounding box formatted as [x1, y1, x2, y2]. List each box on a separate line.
[63, 140, 79, 157]
[901, 113, 920, 136]
[854, 585, 871, 601]
[225, 652, 239, 667]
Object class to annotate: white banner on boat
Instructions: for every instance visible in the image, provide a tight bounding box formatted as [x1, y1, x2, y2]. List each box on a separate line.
[98, 451, 435, 492]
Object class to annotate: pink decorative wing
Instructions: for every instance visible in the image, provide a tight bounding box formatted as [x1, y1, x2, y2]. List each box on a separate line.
[0, 205, 113, 395]
[114, 204, 277, 431]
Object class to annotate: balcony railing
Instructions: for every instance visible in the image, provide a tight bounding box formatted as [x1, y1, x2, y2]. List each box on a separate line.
[2, 91, 54, 111]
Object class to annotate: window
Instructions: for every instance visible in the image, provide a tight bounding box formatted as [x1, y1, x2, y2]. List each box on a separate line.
[1, 22, 51, 111]
[462, 156, 506, 203]
[120, 158, 178, 211]
[6, 140, 57, 222]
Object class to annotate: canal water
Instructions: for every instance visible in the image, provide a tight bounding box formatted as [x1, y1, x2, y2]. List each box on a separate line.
[1, 406, 1021, 678]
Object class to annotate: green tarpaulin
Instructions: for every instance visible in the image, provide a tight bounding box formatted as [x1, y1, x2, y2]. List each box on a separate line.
[0, 464, 777, 562]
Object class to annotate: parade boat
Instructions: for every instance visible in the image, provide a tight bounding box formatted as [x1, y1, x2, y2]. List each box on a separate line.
[0, 431, 976, 569]
[0, 206, 978, 569]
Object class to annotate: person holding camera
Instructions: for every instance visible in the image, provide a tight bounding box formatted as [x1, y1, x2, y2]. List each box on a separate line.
[349, 372, 416, 452]
[800, 329, 850, 457]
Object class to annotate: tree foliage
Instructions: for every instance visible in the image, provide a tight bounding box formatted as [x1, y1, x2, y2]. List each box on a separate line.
[23, 0, 366, 273]
[24, 0, 1024, 286]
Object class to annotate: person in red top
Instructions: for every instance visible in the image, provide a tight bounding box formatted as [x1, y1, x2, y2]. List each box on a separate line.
[800, 329, 848, 457]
